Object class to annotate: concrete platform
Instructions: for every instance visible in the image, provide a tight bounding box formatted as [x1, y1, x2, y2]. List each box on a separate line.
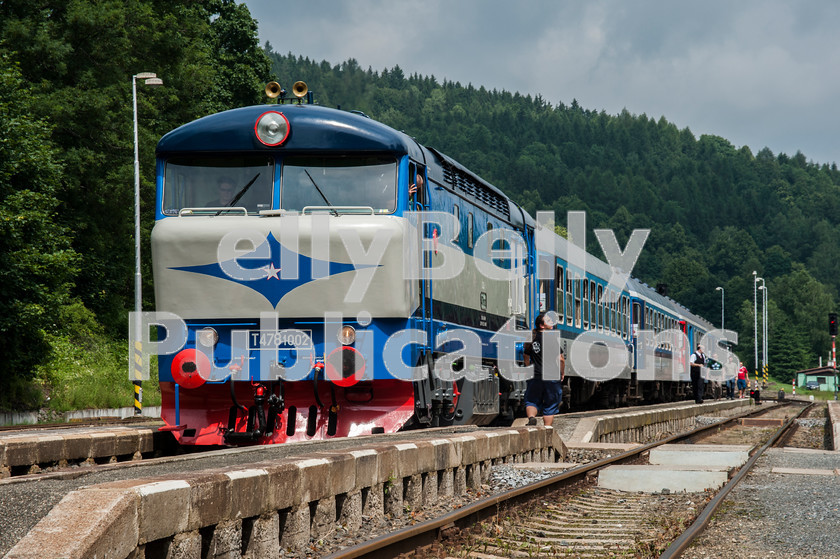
[0, 425, 159, 477]
[4, 426, 566, 559]
[648, 444, 751, 468]
[598, 464, 732, 493]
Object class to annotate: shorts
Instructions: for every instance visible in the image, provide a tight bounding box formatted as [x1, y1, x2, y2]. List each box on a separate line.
[524, 377, 563, 416]
[737, 378, 747, 390]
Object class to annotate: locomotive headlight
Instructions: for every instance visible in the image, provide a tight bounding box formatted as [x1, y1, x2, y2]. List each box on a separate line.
[255, 111, 290, 146]
[337, 325, 356, 345]
[197, 327, 219, 347]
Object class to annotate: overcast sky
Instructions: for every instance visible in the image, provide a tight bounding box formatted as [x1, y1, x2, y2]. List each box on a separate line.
[244, 0, 839, 166]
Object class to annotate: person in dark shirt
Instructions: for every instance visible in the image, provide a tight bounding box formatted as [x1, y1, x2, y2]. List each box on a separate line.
[524, 312, 565, 426]
[690, 345, 706, 404]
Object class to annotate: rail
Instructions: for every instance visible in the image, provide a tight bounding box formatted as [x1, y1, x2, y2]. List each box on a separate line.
[659, 401, 813, 558]
[324, 401, 798, 558]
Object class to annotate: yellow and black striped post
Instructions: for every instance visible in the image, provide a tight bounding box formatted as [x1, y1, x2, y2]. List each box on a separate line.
[133, 340, 143, 415]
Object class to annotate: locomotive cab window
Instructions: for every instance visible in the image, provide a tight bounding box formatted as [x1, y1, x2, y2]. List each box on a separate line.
[162, 155, 274, 215]
[282, 155, 397, 213]
[453, 204, 460, 242]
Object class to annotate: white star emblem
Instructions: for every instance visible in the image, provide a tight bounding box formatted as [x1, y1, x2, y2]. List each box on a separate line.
[264, 263, 281, 280]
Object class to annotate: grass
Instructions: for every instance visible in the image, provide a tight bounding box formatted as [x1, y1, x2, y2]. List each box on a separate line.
[34, 333, 161, 413]
[760, 376, 838, 401]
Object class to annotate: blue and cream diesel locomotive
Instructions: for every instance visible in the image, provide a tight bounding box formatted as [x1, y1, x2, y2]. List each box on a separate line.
[151, 81, 718, 446]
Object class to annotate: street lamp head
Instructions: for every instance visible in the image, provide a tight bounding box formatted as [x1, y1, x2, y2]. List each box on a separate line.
[144, 77, 163, 87]
[135, 72, 157, 80]
[716, 286, 723, 291]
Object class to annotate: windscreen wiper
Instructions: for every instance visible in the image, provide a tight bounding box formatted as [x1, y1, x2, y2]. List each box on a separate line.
[216, 173, 261, 216]
[304, 169, 339, 216]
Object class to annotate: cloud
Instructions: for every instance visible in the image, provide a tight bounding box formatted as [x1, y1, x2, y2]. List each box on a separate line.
[245, 0, 840, 165]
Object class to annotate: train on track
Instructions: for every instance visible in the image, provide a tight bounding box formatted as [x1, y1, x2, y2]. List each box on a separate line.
[151, 81, 727, 446]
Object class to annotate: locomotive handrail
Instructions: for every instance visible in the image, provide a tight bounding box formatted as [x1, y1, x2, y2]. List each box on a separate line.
[301, 205, 375, 215]
[178, 206, 248, 216]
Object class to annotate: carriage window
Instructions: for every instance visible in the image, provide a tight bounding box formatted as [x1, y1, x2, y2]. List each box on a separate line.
[281, 155, 397, 213]
[566, 275, 573, 326]
[590, 281, 596, 330]
[163, 155, 274, 215]
[556, 266, 564, 322]
[597, 285, 604, 330]
[582, 278, 589, 329]
[574, 277, 582, 328]
[613, 296, 619, 335]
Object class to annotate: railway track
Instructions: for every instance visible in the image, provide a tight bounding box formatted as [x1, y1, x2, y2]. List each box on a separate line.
[324, 401, 811, 558]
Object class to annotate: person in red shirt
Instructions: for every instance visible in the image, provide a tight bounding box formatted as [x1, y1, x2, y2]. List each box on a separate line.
[737, 362, 748, 398]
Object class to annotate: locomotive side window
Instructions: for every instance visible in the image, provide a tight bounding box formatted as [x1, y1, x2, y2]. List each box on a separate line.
[281, 155, 397, 213]
[162, 155, 274, 215]
[453, 204, 460, 242]
[467, 212, 474, 248]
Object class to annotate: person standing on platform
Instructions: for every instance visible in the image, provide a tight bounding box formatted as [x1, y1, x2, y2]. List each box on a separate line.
[524, 312, 565, 426]
[737, 362, 748, 398]
[690, 345, 706, 404]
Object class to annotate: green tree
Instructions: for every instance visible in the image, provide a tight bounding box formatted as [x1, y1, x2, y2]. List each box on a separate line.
[0, 56, 78, 404]
[0, 0, 272, 333]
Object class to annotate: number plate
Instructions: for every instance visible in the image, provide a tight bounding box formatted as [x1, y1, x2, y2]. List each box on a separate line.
[248, 329, 313, 349]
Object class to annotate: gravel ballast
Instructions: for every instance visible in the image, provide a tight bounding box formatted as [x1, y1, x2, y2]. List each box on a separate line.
[682, 447, 840, 559]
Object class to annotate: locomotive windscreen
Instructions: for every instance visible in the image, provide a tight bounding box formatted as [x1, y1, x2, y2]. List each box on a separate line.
[162, 155, 274, 215]
[281, 155, 397, 213]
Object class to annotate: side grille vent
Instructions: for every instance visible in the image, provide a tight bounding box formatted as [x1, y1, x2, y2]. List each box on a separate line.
[442, 166, 510, 219]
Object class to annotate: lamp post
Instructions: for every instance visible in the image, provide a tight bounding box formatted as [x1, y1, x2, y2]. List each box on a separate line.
[756, 277, 765, 381]
[759, 283, 768, 379]
[715, 286, 724, 331]
[753, 271, 758, 379]
[132, 72, 163, 415]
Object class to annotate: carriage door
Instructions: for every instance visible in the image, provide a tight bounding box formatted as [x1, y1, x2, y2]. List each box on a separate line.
[632, 301, 642, 371]
[538, 258, 551, 312]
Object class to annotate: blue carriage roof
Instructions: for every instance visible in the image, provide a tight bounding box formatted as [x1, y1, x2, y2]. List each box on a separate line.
[156, 104, 424, 158]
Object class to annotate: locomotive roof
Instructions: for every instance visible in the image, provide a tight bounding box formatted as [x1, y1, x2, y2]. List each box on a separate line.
[156, 104, 425, 158]
[156, 103, 532, 230]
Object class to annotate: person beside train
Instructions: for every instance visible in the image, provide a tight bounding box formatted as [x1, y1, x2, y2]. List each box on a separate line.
[524, 312, 565, 426]
[737, 362, 748, 398]
[408, 170, 423, 208]
[724, 356, 737, 400]
[690, 345, 706, 404]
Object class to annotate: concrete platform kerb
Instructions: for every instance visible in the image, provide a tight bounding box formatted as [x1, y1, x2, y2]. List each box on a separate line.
[4, 426, 566, 559]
